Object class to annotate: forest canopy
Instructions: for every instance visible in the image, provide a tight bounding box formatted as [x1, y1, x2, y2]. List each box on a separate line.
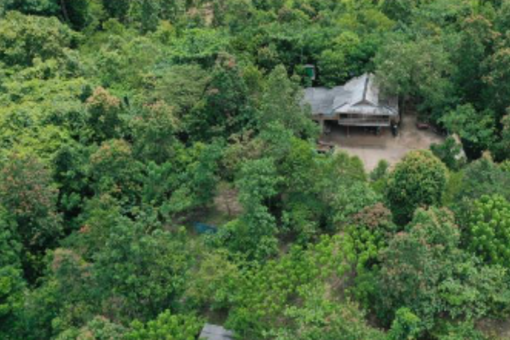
[2, 1, 510, 340]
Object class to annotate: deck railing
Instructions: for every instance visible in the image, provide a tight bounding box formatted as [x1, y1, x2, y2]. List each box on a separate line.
[338, 116, 391, 127]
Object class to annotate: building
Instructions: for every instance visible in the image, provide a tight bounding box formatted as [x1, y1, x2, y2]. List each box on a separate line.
[303, 73, 399, 133]
[199, 324, 235, 340]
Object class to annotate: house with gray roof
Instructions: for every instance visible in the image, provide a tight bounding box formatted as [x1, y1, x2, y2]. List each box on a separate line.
[304, 73, 399, 132]
[199, 324, 235, 340]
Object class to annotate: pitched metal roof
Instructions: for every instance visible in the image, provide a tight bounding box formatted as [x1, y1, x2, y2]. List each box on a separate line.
[199, 324, 235, 340]
[303, 73, 398, 117]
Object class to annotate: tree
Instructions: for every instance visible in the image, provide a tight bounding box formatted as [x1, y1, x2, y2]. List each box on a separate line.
[466, 195, 510, 267]
[0, 266, 25, 340]
[159, 0, 187, 23]
[0, 207, 21, 269]
[495, 114, 510, 161]
[332, 181, 381, 227]
[0, 207, 25, 339]
[375, 35, 455, 120]
[131, 0, 161, 33]
[441, 104, 496, 158]
[55, 316, 126, 340]
[430, 137, 466, 171]
[370, 159, 390, 182]
[65, 194, 122, 259]
[380, 0, 420, 23]
[387, 308, 423, 340]
[484, 47, 510, 117]
[345, 203, 395, 273]
[89, 139, 143, 206]
[272, 289, 384, 340]
[0, 11, 76, 67]
[102, 0, 130, 22]
[176, 141, 223, 210]
[143, 64, 210, 119]
[496, 0, 510, 33]
[0, 153, 62, 280]
[317, 31, 370, 87]
[3, 0, 59, 16]
[378, 208, 462, 326]
[452, 16, 496, 107]
[166, 28, 230, 67]
[60, 0, 92, 30]
[257, 65, 318, 139]
[131, 102, 180, 164]
[93, 220, 192, 321]
[437, 322, 487, 340]
[318, 49, 348, 87]
[49, 248, 95, 331]
[126, 310, 202, 340]
[53, 141, 93, 228]
[224, 157, 281, 260]
[86, 87, 123, 143]
[185, 250, 240, 311]
[279, 138, 324, 241]
[186, 54, 252, 141]
[377, 208, 509, 330]
[453, 155, 510, 208]
[385, 150, 448, 225]
[203, 0, 253, 30]
[90, 33, 165, 90]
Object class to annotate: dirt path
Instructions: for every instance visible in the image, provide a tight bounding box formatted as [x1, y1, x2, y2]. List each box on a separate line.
[320, 114, 444, 172]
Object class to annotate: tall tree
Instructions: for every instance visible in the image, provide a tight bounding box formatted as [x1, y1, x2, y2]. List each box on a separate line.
[92, 220, 191, 321]
[385, 150, 447, 225]
[441, 104, 496, 158]
[453, 16, 497, 107]
[378, 208, 509, 331]
[86, 87, 123, 143]
[186, 54, 252, 141]
[466, 195, 510, 267]
[102, 0, 129, 22]
[257, 65, 317, 138]
[375, 35, 455, 120]
[0, 153, 62, 280]
[484, 46, 510, 117]
[0, 11, 75, 67]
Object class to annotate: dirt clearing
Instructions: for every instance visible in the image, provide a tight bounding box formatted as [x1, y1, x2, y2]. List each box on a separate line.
[320, 114, 445, 172]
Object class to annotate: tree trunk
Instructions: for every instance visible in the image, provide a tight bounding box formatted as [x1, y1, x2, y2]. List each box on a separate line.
[60, 0, 70, 24]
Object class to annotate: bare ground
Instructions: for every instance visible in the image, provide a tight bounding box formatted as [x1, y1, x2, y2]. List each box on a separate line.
[320, 114, 445, 172]
[213, 182, 243, 218]
[478, 318, 510, 339]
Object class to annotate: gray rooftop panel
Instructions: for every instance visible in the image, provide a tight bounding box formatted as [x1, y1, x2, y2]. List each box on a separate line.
[199, 324, 235, 340]
[303, 73, 398, 117]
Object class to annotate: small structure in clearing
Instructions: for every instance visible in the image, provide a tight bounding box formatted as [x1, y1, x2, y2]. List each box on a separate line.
[199, 324, 235, 340]
[304, 73, 399, 133]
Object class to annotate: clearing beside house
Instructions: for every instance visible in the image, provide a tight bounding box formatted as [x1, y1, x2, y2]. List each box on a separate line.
[321, 114, 444, 172]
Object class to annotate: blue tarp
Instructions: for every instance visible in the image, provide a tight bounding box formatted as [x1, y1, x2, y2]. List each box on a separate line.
[194, 223, 218, 235]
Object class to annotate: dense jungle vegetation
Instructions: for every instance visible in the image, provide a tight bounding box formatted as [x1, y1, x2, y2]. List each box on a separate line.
[2, 0, 510, 339]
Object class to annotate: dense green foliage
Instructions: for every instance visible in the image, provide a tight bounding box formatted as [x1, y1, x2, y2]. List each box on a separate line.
[1, 1, 510, 340]
[386, 150, 448, 225]
[466, 195, 510, 267]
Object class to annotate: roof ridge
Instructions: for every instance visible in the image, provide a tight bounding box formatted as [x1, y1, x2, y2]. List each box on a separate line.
[362, 74, 370, 103]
